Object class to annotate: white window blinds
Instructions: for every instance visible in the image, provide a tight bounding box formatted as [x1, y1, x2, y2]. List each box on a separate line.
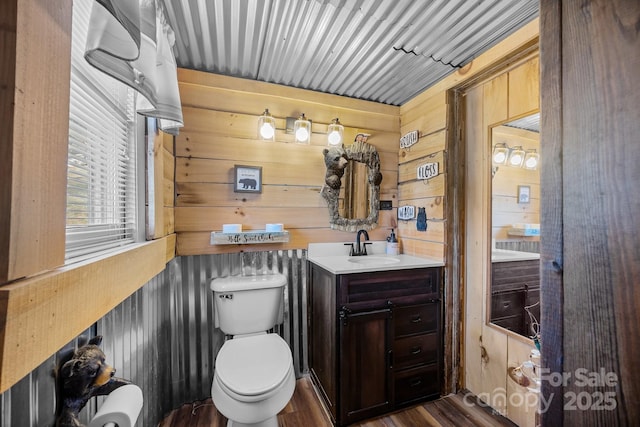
[66, 0, 138, 262]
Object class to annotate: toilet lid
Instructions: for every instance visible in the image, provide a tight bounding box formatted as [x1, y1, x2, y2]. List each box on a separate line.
[216, 334, 293, 396]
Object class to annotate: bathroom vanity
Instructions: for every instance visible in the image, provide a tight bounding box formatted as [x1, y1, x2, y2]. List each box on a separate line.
[490, 250, 540, 336]
[307, 244, 443, 426]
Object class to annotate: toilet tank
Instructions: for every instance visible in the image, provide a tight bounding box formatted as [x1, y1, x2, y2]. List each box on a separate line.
[210, 273, 287, 336]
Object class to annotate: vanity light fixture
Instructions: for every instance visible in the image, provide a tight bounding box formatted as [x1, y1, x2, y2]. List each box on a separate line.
[258, 108, 276, 141]
[327, 118, 344, 146]
[492, 142, 509, 165]
[508, 145, 526, 167]
[523, 149, 540, 170]
[293, 113, 311, 144]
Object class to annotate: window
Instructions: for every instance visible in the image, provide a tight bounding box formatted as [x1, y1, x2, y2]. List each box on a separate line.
[65, 0, 141, 262]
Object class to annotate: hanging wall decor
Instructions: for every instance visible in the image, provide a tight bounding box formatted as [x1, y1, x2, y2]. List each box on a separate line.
[416, 207, 427, 231]
[234, 165, 262, 193]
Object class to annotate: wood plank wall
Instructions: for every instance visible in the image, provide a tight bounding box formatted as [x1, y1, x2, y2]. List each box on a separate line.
[462, 55, 540, 427]
[148, 122, 177, 241]
[175, 69, 400, 255]
[398, 93, 447, 259]
[0, 0, 177, 392]
[491, 126, 540, 241]
[0, 0, 71, 283]
[399, 18, 539, 400]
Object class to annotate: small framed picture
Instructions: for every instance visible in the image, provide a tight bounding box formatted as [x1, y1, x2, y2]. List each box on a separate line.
[518, 185, 530, 204]
[234, 165, 262, 193]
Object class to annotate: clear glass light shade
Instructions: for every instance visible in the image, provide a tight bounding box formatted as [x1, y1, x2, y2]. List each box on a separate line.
[523, 149, 540, 170]
[327, 118, 344, 146]
[492, 142, 509, 165]
[294, 113, 311, 144]
[508, 146, 526, 167]
[258, 109, 276, 141]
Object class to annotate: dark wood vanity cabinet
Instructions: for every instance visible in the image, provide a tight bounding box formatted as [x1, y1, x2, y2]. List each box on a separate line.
[308, 264, 442, 426]
[490, 259, 540, 336]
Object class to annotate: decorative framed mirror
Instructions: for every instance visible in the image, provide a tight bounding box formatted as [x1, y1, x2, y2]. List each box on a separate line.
[321, 140, 383, 232]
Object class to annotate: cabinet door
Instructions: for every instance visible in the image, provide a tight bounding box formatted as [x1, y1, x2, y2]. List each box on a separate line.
[339, 308, 392, 425]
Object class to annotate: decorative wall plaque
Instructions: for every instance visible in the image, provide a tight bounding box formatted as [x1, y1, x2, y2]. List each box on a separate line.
[398, 205, 416, 220]
[210, 231, 289, 245]
[400, 130, 419, 148]
[417, 162, 439, 180]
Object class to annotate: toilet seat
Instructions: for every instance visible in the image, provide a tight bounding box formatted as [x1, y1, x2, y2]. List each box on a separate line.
[215, 334, 293, 402]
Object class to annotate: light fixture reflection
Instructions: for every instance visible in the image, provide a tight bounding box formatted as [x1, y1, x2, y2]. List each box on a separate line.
[523, 149, 539, 170]
[508, 146, 526, 167]
[492, 142, 509, 165]
[294, 113, 311, 144]
[327, 118, 344, 146]
[258, 108, 275, 141]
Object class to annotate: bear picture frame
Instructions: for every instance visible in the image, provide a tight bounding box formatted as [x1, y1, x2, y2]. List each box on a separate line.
[234, 165, 262, 193]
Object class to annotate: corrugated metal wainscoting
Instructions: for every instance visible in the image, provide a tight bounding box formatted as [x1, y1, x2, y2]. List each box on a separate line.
[0, 250, 309, 427]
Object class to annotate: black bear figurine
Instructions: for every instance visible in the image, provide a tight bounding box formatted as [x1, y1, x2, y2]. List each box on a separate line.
[55, 336, 131, 427]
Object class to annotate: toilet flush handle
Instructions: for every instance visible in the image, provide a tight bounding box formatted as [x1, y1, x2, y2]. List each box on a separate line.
[219, 293, 234, 300]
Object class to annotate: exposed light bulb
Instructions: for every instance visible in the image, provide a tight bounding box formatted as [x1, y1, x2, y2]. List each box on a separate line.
[258, 108, 276, 141]
[508, 146, 525, 167]
[327, 118, 344, 146]
[510, 153, 523, 166]
[523, 149, 539, 170]
[525, 156, 538, 169]
[295, 127, 309, 142]
[493, 151, 507, 164]
[328, 130, 342, 145]
[492, 142, 509, 165]
[293, 113, 311, 144]
[260, 122, 275, 139]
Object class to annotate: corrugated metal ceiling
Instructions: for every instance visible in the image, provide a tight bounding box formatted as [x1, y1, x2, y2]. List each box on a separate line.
[165, 0, 538, 106]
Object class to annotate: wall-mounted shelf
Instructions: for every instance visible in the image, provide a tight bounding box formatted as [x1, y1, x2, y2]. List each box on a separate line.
[210, 230, 289, 245]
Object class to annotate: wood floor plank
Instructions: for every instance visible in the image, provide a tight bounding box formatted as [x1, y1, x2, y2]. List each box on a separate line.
[158, 376, 517, 427]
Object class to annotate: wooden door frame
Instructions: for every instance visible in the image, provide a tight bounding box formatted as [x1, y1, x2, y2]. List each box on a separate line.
[444, 41, 539, 393]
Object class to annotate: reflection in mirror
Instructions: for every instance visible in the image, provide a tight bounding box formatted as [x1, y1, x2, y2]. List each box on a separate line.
[321, 140, 382, 232]
[341, 161, 371, 219]
[490, 113, 541, 343]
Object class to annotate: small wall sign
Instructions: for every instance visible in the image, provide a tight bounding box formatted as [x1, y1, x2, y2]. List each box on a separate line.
[234, 165, 262, 193]
[417, 162, 439, 180]
[398, 205, 416, 220]
[400, 130, 419, 148]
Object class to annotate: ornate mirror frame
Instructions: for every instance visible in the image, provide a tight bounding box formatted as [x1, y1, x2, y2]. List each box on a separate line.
[321, 140, 382, 232]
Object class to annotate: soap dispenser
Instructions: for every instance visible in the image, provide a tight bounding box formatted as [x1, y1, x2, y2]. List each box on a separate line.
[386, 229, 399, 255]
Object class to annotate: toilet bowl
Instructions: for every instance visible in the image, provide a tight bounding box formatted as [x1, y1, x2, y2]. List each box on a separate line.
[212, 334, 295, 426]
[210, 274, 295, 427]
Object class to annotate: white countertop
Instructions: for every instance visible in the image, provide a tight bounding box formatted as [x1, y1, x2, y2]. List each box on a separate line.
[491, 249, 540, 263]
[307, 242, 444, 274]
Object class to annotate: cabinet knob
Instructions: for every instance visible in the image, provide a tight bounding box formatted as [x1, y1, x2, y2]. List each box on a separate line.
[410, 346, 422, 355]
[411, 316, 422, 323]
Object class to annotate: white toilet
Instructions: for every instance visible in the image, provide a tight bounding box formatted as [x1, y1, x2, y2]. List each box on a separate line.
[210, 273, 295, 427]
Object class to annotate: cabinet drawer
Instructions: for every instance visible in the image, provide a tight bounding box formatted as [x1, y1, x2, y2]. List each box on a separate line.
[394, 364, 440, 404]
[491, 290, 524, 319]
[394, 303, 438, 337]
[393, 333, 438, 370]
[338, 268, 440, 310]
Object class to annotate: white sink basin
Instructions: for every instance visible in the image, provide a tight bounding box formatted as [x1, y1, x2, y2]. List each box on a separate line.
[307, 242, 444, 274]
[348, 256, 401, 265]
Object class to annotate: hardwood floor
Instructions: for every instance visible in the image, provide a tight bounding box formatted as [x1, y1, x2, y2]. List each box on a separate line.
[158, 376, 517, 427]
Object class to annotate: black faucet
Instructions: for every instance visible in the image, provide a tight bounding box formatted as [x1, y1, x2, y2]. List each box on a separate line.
[354, 229, 370, 256]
